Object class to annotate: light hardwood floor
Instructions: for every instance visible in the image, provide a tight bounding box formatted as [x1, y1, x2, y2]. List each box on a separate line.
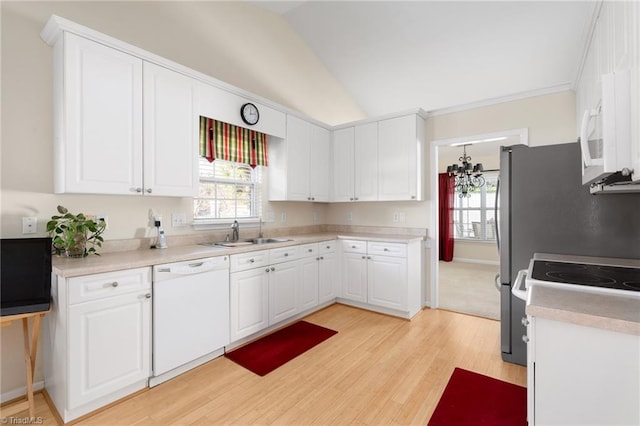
[18, 304, 526, 425]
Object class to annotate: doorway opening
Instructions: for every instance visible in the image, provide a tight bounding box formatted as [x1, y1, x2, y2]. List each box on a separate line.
[428, 129, 528, 319]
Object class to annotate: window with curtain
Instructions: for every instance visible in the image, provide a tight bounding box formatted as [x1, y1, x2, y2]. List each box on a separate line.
[194, 117, 266, 221]
[453, 172, 498, 241]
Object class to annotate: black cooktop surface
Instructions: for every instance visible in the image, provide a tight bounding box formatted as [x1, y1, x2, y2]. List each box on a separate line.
[531, 260, 640, 292]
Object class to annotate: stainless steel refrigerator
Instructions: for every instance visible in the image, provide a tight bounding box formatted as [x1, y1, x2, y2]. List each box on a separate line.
[499, 142, 640, 365]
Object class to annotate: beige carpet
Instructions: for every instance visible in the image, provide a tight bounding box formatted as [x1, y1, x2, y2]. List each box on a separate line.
[438, 261, 500, 320]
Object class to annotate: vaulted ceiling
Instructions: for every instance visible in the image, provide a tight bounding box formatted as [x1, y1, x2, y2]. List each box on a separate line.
[255, 1, 596, 117]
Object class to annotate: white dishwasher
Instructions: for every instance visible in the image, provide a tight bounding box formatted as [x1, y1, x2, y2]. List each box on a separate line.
[151, 255, 229, 386]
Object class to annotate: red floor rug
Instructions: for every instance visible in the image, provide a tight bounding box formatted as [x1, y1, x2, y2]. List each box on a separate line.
[225, 321, 338, 376]
[428, 367, 527, 426]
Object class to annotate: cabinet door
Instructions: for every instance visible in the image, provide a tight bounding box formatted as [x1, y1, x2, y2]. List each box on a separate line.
[378, 115, 421, 201]
[143, 63, 198, 196]
[319, 251, 337, 304]
[299, 256, 319, 311]
[285, 115, 311, 201]
[269, 261, 300, 324]
[61, 33, 143, 195]
[68, 291, 151, 409]
[309, 124, 331, 202]
[230, 268, 269, 341]
[354, 122, 378, 201]
[332, 127, 355, 202]
[367, 255, 407, 311]
[341, 252, 367, 302]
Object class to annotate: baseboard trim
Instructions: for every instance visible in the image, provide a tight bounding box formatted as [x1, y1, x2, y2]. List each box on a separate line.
[0, 381, 45, 404]
[451, 257, 499, 266]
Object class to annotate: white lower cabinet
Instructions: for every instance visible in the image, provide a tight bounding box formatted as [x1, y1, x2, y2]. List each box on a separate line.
[339, 239, 421, 318]
[529, 316, 640, 426]
[230, 266, 270, 342]
[269, 260, 300, 324]
[318, 241, 337, 304]
[341, 252, 368, 302]
[299, 244, 320, 311]
[45, 267, 152, 423]
[367, 255, 407, 311]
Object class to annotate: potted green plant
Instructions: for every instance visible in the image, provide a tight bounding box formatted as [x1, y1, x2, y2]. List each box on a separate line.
[47, 205, 106, 258]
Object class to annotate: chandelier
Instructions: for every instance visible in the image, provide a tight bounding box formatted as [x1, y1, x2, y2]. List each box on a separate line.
[446, 144, 485, 197]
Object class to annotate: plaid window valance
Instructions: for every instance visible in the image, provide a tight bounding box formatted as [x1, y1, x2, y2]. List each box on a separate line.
[199, 116, 268, 168]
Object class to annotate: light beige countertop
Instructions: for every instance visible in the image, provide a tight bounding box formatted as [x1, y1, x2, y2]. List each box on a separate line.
[53, 232, 425, 278]
[527, 284, 640, 336]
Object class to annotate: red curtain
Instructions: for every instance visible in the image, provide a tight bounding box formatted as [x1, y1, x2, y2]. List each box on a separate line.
[439, 173, 455, 262]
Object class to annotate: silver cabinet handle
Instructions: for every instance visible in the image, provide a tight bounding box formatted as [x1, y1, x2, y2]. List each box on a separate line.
[411, 195, 416, 199]
[311, 197, 315, 201]
[349, 197, 354, 201]
[521, 317, 530, 327]
[265, 268, 270, 273]
[320, 256, 324, 260]
[284, 253, 289, 257]
[522, 335, 530, 343]
[367, 256, 372, 260]
[326, 245, 331, 249]
[134, 187, 143, 193]
[249, 259, 255, 263]
[316, 257, 320, 261]
[354, 197, 359, 201]
[308, 249, 313, 252]
[361, 256, 366, 259]
[145, 293, 151, 299]
[352, 245, 357, 248]
[146, 188, 153, 194]
[271, 267, 275, 271]
[383, 248, 389, 251]
[111, 282, 119, 288]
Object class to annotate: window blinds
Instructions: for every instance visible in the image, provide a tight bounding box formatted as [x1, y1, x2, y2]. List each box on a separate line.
[199, 116, 268, 168]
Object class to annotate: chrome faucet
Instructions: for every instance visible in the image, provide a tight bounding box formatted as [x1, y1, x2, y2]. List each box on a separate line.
[231, 220, 239, 241]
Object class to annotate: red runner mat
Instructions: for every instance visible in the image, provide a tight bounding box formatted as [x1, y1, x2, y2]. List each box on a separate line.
[225, 321, 338, 376]
[429, 367, 527, 425]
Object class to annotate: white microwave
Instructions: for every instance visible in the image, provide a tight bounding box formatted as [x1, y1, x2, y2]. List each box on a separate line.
[579, 69, 634, 187]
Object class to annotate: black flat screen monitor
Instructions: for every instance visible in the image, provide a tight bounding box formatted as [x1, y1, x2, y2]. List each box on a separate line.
[1, 237, 52, 316]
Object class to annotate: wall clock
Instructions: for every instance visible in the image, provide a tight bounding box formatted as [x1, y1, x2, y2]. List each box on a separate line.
[240, 103, 260, 125]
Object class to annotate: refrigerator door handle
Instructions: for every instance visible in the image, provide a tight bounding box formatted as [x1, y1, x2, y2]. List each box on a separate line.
[512, 269, 528, 301]
[495, 173, 501, 252]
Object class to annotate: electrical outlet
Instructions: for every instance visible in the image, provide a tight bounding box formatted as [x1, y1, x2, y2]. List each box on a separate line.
[392, 212, 399, 222]
[265, 211, 275, 223]
[399, 212, 406, 223]
[347, 211, 353, 221]
[280, 212, 287, 222]
[171, 213, 187, 227]
[313, 211, 319, 222]
[22, 217, 37, 234]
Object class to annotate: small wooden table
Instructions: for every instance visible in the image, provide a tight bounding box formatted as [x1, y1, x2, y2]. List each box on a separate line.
[1, 309, 50, 418]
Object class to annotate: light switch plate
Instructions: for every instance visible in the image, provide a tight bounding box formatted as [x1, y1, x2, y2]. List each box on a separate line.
[22, 217, 37, 234]
[171, 213, 187, 227]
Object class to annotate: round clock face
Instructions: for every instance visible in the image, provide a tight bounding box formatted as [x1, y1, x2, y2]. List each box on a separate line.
[241, 103, 259, 125]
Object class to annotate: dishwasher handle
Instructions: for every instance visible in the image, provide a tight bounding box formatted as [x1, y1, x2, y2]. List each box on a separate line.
[154, 257, 229, 279]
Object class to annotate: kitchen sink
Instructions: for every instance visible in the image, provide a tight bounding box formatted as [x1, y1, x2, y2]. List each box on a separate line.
[200, 238, 292, 248]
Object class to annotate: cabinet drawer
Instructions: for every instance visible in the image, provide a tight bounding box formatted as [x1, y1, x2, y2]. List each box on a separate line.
[230, 250, 269, 272]
[68, 267, 151, 305]
[269, 246, 299, 264]
[319, 240, 336, 254]
[341, 239, 367, 254]
[367, 241, 407, 258]
[298, 243, 319, 258]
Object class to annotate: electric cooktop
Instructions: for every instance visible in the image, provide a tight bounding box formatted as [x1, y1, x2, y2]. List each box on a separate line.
[531, 260, 640, 293]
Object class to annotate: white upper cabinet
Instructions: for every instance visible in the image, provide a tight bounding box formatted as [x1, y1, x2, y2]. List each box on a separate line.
[378, 114, 425, 201]
[143, 63, 199, 197]
[332, 127, 356, 202]
[55, 33, 143, 195]
[309, 124, 331, 202]
[354, 122, 379, 201]
[269, 115, 330, 202]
